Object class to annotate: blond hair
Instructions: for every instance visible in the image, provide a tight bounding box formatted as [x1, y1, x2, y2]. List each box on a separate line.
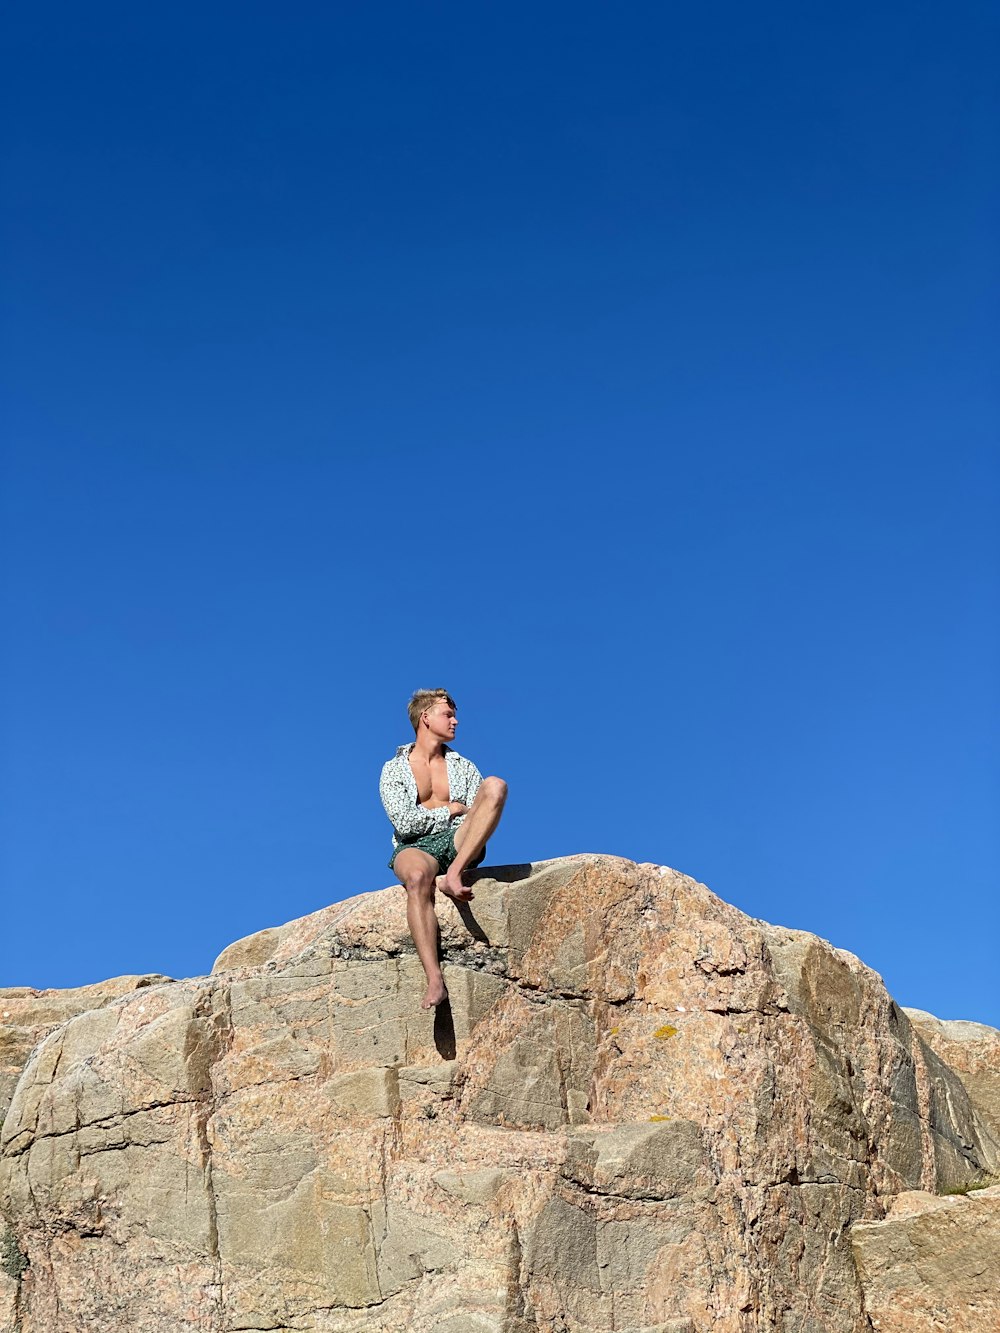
[407, 688, 456, 734]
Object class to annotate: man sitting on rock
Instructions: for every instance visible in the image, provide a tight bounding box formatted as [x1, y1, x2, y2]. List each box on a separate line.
[380, 688, 508, 1010]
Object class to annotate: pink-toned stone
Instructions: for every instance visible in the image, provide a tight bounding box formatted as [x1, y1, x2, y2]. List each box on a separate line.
[1, 856, 997, 1333]
[0, 975, 172, 1120]
[904, 1008, 1000, 1143]
[851, 1185, 1000, 1332]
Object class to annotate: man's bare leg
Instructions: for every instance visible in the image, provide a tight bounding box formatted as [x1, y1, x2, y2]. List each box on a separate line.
[393, 848, 448, 1009]
[443, 776, 508, 901]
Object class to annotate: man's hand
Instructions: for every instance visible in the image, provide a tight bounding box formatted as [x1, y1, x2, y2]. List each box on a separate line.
[418, 800, 469, 817]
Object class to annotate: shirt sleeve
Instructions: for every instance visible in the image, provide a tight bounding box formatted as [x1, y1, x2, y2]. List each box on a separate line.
[379, 760, 452, 840]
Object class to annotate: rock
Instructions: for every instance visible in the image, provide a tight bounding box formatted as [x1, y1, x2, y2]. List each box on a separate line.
[904, 1008, 1000, 1142]
[1, 855, 998, 1333]
[0, 975, 172, 1120]
[851, 1185, 1000, 1332]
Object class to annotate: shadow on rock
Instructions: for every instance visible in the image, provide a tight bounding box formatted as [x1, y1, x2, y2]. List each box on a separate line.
[433, 998, 457, 1060]
[450, 898, 490, 943]
[472, 862, 533, 884]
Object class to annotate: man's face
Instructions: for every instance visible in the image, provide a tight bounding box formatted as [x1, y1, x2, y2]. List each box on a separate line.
[424, 699, 457, 741]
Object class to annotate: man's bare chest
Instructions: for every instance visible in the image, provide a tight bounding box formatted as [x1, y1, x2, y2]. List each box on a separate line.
[408, 754, 451, 805]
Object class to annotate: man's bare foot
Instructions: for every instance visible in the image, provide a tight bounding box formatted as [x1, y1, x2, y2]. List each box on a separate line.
[440, 869, 474, 902]
[421, 976, 449, 1009]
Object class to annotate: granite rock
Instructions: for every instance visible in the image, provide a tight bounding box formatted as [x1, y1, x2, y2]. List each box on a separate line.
[1, 856, 997, 1333]
[903, 1008, 1000, 1143]
[0, 975, 172, 1121]
[851, 1184, 1000, 1332]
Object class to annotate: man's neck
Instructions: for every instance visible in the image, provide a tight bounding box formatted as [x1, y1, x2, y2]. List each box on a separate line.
[412, 732, 447, 762]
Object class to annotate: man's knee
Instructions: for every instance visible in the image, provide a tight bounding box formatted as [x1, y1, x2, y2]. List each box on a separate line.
[402, 868, 436, 897]
[480, 776, 508, 805]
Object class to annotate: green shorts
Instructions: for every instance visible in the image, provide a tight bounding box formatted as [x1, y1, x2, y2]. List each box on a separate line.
[389, 827, 486, 875]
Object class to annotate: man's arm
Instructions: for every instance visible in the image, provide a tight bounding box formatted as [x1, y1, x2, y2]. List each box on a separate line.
[379, 762, 454, 841]
[460, 757, 483, 808]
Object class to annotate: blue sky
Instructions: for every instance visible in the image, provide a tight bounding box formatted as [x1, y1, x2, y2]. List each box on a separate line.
[2, 2, 997, 1026]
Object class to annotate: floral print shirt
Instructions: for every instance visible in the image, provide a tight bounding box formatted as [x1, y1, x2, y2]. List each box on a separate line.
[379, 744, 483, 849]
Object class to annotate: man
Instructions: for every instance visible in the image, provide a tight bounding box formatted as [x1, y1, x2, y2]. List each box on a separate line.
[380, 688, 508, 1009]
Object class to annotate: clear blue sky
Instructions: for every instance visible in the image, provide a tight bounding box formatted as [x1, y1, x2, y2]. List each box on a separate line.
[2, 3, 997, 1026]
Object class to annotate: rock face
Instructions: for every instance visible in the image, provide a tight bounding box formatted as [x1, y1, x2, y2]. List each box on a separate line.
[1, 855, 998, 1333]
[903, 1009, 1000, 1144]
[849, 1013, 1000, 1333]
[0, 974, 172, 1330]
[851, 1186, 1000, 1333]
[0, 976, 171, 1120]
